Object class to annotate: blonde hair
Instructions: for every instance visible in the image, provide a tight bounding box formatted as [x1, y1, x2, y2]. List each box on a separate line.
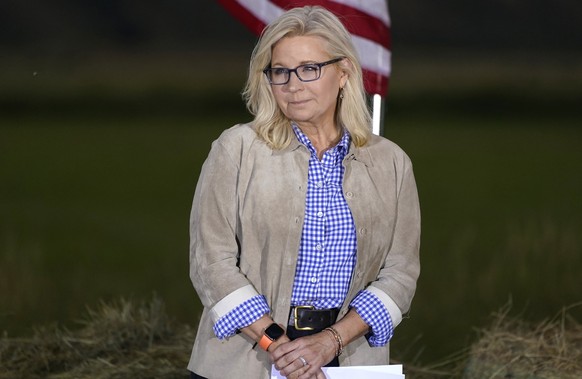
[243, 6, 372, 149]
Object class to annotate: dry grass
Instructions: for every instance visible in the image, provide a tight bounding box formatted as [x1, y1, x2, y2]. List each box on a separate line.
[2, 297, 582, 379]
[0, 295, 194, 379]
[396, 302, 582, 379]
[462, 303, 582, 379]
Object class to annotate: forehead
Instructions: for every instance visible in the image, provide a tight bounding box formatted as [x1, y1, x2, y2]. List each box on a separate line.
[271, 35, 328, 65]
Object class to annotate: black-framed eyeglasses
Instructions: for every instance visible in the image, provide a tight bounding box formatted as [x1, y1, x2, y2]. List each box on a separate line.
[263, 57, 344, 85]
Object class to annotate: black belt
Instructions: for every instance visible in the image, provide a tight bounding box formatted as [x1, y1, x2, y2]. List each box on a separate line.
[288, 306, 340, 331]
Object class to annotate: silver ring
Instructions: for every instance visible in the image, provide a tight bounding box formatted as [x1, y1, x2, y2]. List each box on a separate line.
[299, 356, 307, 366]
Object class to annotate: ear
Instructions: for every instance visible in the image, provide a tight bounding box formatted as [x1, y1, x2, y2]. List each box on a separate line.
[338, 58, 352, 88]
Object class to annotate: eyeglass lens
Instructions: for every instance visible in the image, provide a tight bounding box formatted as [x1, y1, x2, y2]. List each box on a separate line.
[268, 64, 320, 84]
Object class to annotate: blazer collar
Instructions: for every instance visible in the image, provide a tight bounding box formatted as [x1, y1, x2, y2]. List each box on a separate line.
[270, 125, 374, 168]
[348, 141, 373, 167]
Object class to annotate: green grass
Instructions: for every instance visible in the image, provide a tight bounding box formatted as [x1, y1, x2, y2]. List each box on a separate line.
[385, 115, 582, 363]
[2, 110, 580, 366]
[0, 115, 228, 334]
[1, 53, 581, 365]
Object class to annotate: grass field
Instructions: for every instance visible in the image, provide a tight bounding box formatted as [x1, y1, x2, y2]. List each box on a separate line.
[1, 52, 581, 366]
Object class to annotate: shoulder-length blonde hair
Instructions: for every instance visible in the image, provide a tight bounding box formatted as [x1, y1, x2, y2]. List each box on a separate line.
[243, 6, 372, 149]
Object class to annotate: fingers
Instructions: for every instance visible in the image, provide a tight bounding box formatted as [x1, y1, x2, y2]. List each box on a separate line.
[287, 366, 326, 379]
[300, 366, 328, 379]
[286, 363, 310, 379]
[274, 351, 308, 376]
[270, 338, 297, 361]
[293, 366, 327, 379]
[272, 333, 335, 378]
[274, 345, 331, 378]
[298, 356, 308, 367]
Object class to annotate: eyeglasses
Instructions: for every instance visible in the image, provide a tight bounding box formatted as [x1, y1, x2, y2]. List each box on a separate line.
[263, 57, 344, 85]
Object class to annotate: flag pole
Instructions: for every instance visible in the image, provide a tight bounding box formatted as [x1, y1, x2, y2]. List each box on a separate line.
[371, 94, 385, 137]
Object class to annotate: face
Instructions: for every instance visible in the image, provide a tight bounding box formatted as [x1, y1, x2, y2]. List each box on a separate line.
[269, 35, 347, 130]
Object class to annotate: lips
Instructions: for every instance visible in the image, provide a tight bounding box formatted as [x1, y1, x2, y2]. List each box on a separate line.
[289, 99, 310, 105]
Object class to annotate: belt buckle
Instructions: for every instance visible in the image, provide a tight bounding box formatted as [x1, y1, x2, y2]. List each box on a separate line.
[294, 305, 315, 331]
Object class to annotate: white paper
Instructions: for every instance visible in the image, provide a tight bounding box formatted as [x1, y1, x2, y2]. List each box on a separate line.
[271, 364, 404, 379]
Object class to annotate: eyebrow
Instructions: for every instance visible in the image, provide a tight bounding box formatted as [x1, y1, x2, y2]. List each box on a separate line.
[270, 60, 320, 67]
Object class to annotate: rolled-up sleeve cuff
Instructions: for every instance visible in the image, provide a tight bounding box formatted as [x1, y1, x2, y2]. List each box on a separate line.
[350, 289, 397, 347]
[366, 286, 403, 327]
[213, 294, 270, 339]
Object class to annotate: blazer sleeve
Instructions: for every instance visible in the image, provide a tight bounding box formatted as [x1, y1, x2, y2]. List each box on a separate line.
[367, 151, 421, 327]
[189, 133, 262, 323]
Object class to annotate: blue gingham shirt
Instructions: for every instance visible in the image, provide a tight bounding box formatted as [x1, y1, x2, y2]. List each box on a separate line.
[291, 124, 356, 309]
[213, 125, 393, 346]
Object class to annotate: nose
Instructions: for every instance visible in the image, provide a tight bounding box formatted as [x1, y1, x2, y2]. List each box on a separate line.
[285, 70, 303, 91]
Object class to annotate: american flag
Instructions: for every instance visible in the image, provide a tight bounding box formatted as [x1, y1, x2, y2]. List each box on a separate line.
[217, 0, 391, 96]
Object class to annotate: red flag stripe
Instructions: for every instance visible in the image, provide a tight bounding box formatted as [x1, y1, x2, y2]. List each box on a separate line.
[224, 0, 391, 74]
[216, 0, 390, 95]
[362, 68, 389, 96]
[216, 0, 268, 35]
[269, 0, 390, 48]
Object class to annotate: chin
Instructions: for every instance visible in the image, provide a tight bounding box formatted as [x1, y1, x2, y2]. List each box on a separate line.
[286, 111, 315, 123]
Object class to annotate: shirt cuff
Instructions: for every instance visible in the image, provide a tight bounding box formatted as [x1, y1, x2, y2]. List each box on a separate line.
[209, 284, 261, 323]
[213, 295, 270, 339]
[350, 290, 394, 347]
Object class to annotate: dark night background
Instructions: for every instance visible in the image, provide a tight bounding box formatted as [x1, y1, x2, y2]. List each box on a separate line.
[2, 1, 581, 53]
[2, 1, 581, 119]
[1, 0, 581, 371]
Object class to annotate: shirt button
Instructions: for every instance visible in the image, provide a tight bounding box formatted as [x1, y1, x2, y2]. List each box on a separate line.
[316, 181, 323, 188]
[310, 277, 318, 283]
[315, 243, 322, 251]
[317, 211, 324, 218]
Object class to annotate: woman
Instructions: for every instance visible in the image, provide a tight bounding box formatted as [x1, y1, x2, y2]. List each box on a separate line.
[188, 6, 420, 379]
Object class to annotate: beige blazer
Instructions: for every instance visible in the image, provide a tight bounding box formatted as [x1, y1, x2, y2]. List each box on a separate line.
[188, 123, 420, 378]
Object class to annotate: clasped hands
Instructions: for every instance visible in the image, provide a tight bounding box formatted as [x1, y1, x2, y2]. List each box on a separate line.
[268, 331, 337, 379]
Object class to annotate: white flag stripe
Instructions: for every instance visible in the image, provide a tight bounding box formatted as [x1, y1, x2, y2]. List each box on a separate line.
[352, 35, 391, 77]
[330, 0, 390, 26]
[236, 0, 284, 25]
